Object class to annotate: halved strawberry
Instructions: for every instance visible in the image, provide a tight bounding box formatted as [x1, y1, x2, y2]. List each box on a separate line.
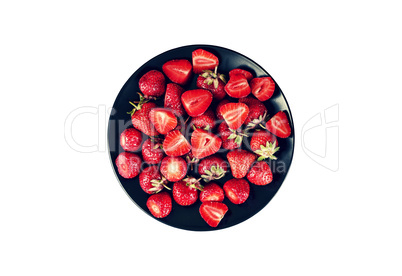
[220, 102, 249, 130]
[266, 111, 291, 138]
[224, 74, 251, 98]
[149, 108, 177, 135]
[162, 59, 192, 85]
[199, 202, 228, 227]
[191, 128, 222, 159]
[192, 49, 219, 74]
[163, 130, 191, 156]
[229, 68, 253, 82]
[250, 77, 275, 101]
[181, 89, 213, 117]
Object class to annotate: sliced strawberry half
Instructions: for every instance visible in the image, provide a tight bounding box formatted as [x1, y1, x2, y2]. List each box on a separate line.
[224, 73, 251, 98]
[162, 59, 192, 85]
[229, 68, 253, 82]
[220, 102, 249, 130]
[250, 77, 275, 101]
[163, 130, 191, 156]
[199, 202, 228, 228]
[149, 108, 178, 135]
[192, 49, 219, 74]
[181, 89, 213, 117]
[266, 111, 291, 138]
[191, 128, 222, 159]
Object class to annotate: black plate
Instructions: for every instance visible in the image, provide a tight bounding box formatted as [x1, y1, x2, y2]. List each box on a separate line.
[108, 44, 294, 231]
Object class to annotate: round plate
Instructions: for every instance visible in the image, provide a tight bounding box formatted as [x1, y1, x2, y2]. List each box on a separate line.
[108, 44, 294, 231]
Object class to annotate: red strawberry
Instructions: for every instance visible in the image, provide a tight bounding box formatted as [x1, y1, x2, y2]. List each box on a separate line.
[224, 73, 251, 98]
[142, 138, 164, 164]
[191, 128, 222, 159]
[196, 68, 227, 101]
[129, 96, 159, 136]
[139, 166, 170, 194]
[190, 108, 216, 130]
[227, 149, 256, 178]
[199, 202, 228, 227]
[247, 161, 273, 185]
[238, 96, 268, 129]
[181, 89, 213, 117]
[192, 49, 219, 74]
[162, 59, 192, 85]
[220, 102, 249, 130]
[198, 155, 228, 182]
[149, 108, 177, 135]
[229, 68, 253, 82]
[173, 177, 203, 206]
[215, 99, 231, 121]
[217, 122, 243, 150]
[115, 152, 142, 179]
[160, 156, 187, 182]
[164, 83, 185, 118]
[120, 128, 142, 152]
[250, 130, 279, 160]
[146, 191, 172, 218]
[266, 111, 291, 138]
[163, 130, 191, 157]
[250, 77, 275, 102]
[223, 178, 250, 204]
[139, 70, 166, 99]
[200, 182, 224, 202]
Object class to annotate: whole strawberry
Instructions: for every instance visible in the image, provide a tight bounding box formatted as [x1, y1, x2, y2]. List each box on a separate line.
[200, 182, 224, 202]
[139, 166, 170, 194]
[129, 95, 159, 136]
[164, 83, 185, 117]
[239, 96, 268, 129]
[115, 152, 142, 179]
[173, 177, 203, 206]
[146, 191, 172, 218]
[120, 128, 142, 152]
[250, 130, 279, 161]
[217, 122, 243, 150]
[139, 70, 166, 99]
[196, 68, 227, 101]
[160, 156, 187, 182]
[226, 149, 256, 178]
[142, 138, 164, 164]
[198, 155, 228, 182]
[247, 161, 273, 185]
[223, 178, 250, 204]
[190, 108, 216, 131]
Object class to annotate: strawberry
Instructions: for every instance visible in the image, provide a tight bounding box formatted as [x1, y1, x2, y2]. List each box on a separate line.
[164, 83, 186, 118]
[200, 182, 224, 202]
[229, 68, 253, 82]
[163, 130, 191, 157]
[115, 152, 142, 179]
[146, 191, 172, 218]
[226, 149, 256, 178]
[160, 156, 187, 182]
[250, 130, 279, 161]
[120, 128, 142, 152]
[217, 122, 243, 150]
[185, 151, 199, 170]
[247, 161, 273, 186]
[142, 138, 164, 164]
[198, 155, 228, 182]
[191, 128, 222, 159]
[192, 49, 219, 74]
[173, 177, 203, 206]
[190, 108, 216, 131]
[266, 111, 291, 138]
[215, 99, 231, 121]
[199, 202, 228, 227]
[238, 96, 268, 129]
[223, 178, 250, 204]
[162, 59, 192, 85]
[196, 67, 227, 101]
[250, 77, 275, 101]
[224, 73, 251, 98]
[139, 166, 170, 194]
[220, 102, 249, 130]
[129, 95, 159, 136]
[149, 108, 177, 135]
[181, 89, 213, 117]
[139, 70, 166, 99]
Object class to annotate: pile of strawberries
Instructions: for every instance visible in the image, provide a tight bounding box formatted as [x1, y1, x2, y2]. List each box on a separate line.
[115, 48, 291, 228]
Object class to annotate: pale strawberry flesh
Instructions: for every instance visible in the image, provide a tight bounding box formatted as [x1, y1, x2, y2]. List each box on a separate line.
[266, 111, 291, 138]
[224, 74, 251, 98]
[162, 59, 192, 85]
[220, 102, 249, 130]
[181, 89, 213, 117]
[250, 77, 275, 101]
[191, 128, 222, 159]
[192, 49, 219, 74]
[163, 130, 191, 156]
[149, 108, 177, 135]
[199, 202, 228, 227]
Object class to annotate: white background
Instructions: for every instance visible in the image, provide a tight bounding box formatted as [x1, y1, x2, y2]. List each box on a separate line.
[1, 1, 401, 275]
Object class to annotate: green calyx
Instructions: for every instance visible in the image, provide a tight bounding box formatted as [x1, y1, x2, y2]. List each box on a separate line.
[201, 66, 227, 89]
[149, 176, 170, 193]
[183, 176, 204, 191]
[201, 165, 227, 182]
[246, 112, 268, 130]
[254, 140, 280, 161]
[127, 93, 149, 116]
[227, 128, 248, 147]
